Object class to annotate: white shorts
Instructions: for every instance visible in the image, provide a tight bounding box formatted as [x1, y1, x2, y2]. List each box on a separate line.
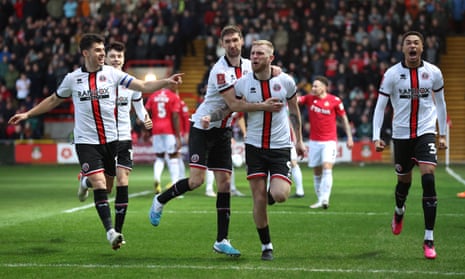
[307, 140, 337, 167]
[152, 134, 177, 154]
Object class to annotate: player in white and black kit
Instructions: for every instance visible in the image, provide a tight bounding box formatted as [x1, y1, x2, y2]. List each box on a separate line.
[149, 25, 282, 257]
[105, 41, 152, 235]
[372, 31, 448, 260]
[8, 33, 183, 250]
[204, 40, 305, 260]
[78, 41, 153, 239]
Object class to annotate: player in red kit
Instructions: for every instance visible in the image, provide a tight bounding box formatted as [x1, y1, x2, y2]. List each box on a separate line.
[145, 86, 182, 194]
[299, 75, 353, 209]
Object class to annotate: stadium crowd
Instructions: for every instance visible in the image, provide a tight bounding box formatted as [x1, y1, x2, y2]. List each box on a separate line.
[0, 0, 461, 142]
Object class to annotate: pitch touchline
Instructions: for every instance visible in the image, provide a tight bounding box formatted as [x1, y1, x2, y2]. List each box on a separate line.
[2, 263, 465, 276]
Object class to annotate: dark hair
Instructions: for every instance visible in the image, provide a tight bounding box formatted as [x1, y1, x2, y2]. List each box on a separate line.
[106, 41, 125, 53]
[313, 75, 329, 87]
[220, 25, 243, 40]
[79, 33, 105, 53]
[401, 31, 424, 45]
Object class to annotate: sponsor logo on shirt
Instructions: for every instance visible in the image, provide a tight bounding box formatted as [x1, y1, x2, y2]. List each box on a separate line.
[78, 88, 110, 101]
[310, 104, 331, 115]
[398, 88, 430, 99]
[117, 96, 129, 106]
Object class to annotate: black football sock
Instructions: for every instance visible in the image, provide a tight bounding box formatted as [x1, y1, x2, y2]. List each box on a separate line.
[422, 174, 437, 230]
[257, 225, 271, 245]
[158, 178, 190, 204]
[216, 192, 230, 242]
[94, 189, 112, 231]
[395, 181, 411, 209]
[114, 185, 128, 233]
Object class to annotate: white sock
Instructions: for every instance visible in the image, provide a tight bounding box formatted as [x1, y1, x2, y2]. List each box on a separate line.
[261, 242, 273, 251]
[292, 164, 304, 195]
[424, 230, 434, 241]
[153, 157, 165, 182]
[206, 170, 214, 192]
[178, 158, 186, 179]
[168, 157, 180, 184]
[231, 168, 237, 191]
[320, 169, 333, 202]
[395, 206, 405, 215]
[313, 174, 322, 200]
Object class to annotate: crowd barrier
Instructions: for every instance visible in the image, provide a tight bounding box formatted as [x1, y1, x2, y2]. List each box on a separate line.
[0, 140, 381, 165]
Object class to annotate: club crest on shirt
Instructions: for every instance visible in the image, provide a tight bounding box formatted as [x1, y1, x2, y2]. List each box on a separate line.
[273, 84, 281, 91]
[421, 72, 429, 80]
[81, 163, 90, 172]
[216, 73, 226, 85]
[190, 154, 200, 163]
[99, 75, 107, 82]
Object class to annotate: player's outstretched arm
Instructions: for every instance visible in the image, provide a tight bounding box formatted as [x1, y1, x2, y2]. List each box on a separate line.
[8, 93, 64, 125]
[129, 73, 184, 93]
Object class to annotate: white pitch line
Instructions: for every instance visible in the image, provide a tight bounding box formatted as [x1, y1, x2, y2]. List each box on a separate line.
[2, 263, 465, 276]
[446, 166, 465, 185]
[63, 190, 152, 213]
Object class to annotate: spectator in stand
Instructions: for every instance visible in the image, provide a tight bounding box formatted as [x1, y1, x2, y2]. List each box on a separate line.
[27, 63, 44, 101]
[0, 56, 8, 83]
[4, 63, 19, 95]
[324, 52, 339, 80]
[98, 0, 113, 20]
[272, 24, 289, 54]
[424, 36, 439, 65]
[15, 72, 30, 106]
[2, 97, 18, 138]
[179, 10, 197, 57]
[356, 113, 372, 141]
[204, 35, 217, 66]
[63, 0, 78, 18]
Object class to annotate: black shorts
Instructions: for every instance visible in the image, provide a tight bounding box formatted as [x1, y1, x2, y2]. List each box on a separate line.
[75, 141, 117, 177]
[393, 133, 437, 174]
[116, 140, 133, 170]
[188, 124, 232, 171]
[245, 144, 292, 181]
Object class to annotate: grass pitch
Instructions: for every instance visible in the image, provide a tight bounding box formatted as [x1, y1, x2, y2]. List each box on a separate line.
[0, 163, 464, 278]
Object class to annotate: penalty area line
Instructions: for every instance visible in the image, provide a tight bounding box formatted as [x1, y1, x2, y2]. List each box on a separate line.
[63, 190, 152, 213]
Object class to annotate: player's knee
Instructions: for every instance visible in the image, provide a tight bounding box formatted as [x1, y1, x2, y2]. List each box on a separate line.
[271, 185, 290, 203]
[273, 192, 288, 203]
[188, 175, 204, 189]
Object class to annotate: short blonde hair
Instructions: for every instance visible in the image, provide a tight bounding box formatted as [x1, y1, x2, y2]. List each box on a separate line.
[251, 40, 274, 55]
